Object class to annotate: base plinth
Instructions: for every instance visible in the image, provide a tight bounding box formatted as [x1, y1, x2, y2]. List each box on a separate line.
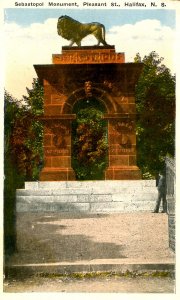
[105, 167, 142, 180]
[40, 168, 76, 181]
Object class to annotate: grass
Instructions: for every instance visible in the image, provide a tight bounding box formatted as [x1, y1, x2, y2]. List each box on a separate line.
[35, 270, 174, 280]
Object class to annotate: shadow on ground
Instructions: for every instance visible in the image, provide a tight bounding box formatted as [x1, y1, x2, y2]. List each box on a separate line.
[6, 212, 127, 265]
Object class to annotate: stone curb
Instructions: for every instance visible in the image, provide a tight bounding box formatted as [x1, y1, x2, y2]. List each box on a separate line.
[5, 262, 175, 277]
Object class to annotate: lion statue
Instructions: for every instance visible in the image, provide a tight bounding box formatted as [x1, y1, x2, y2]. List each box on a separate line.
[57, 15, 108, 47]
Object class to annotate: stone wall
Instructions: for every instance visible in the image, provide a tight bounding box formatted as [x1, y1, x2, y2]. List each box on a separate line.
[16, 180, 158, 213]
[166, 156, 175, 252]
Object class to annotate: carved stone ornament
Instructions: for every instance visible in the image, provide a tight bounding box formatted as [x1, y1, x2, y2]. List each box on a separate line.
[44, 120, 70, 149]
[115, 120, 134, 132]
[44, 120, 70, 136]
[84, 81, 93, 97]
[53, 134, 67, 149]
[119, 133, 131, 148]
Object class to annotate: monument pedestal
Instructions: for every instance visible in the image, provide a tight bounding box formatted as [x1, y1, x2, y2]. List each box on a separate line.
[105, 167, 141, 180]
[34, 46, 143, 180]
[38, 115, 76, 181]
[40, 168, 75, 181]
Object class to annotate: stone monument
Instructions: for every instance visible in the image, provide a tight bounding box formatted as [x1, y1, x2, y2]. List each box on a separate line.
[13, 19, 159, 276]
[34, 17, 143, 181]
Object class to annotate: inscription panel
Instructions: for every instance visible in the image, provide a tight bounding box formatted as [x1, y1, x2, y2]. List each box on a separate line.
[53, 53, 125, 64]
[109, 145, 136, 155]
[44, 120, 71, 135]
[109, 119, 135, 132]
[44, 148, 70, 156]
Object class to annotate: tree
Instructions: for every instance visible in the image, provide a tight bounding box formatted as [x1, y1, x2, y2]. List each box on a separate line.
[4, 78, 44, 182]
[22, 78, 44, 179]
[4, 80, 44, 256]
[5, 79, 44, 181]
[23, 78, 44, 115]
[4, 91, 26, 255]
[72, 107, 108, 180]
[135, 51, 175, 178]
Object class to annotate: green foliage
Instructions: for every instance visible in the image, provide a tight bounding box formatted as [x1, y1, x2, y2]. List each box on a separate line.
[22, 78, 44, 179]
[135, 51, 175, 177]
[72, 106, 108, 180]
[5, 79, 44, 180]
[4, 81, 44, 256]
[23, 78, 44, 115]
[4, 91, 25, 255]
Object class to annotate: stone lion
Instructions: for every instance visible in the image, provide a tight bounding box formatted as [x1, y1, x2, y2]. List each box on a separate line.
[57, 15, 108, 46]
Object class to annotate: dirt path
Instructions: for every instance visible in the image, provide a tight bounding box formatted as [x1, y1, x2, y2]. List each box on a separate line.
[7, 212, 174, 265]
[4, 212, 175, 294]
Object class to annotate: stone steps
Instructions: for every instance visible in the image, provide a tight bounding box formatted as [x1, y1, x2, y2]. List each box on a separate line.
[16, 180, 158, 213]
[24, 180, 156, 189]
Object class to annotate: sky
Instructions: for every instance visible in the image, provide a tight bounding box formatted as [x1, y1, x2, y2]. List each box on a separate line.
[4, 8, 176, 99]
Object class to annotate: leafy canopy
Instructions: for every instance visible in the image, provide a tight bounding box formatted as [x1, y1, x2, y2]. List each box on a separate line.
[72, 106, 108, 180]
[135, 51, 175, 178]
[4, 78, 44, 181]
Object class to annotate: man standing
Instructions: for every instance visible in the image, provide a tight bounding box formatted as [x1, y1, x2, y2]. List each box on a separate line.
[153, 173, 167, 213]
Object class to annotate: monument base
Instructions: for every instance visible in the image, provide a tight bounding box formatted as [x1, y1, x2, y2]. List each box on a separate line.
[105, 167, 142, 180]
[40, 168, 76, 181]
[16, 180, 157, 213]
[40, 167, 141, 181]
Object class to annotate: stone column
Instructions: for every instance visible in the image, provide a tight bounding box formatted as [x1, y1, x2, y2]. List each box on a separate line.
[39, 116, 76, 181]
[105, 114, 141, 180]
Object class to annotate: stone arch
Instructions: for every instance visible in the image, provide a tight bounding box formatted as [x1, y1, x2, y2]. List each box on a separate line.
[36, 46, 142, 180]
[62, 87, 117, 114]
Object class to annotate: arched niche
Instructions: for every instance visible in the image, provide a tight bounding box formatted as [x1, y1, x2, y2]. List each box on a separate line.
[71, 95, 108, 180]
[62, 86, 116, 115]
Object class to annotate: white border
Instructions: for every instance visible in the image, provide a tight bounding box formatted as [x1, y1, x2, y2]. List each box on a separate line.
[1, 0, 180, 299]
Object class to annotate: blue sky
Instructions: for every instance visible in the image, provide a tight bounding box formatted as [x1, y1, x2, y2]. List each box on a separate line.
[4, 8, 176, 99]
[4, 8, 176, 29]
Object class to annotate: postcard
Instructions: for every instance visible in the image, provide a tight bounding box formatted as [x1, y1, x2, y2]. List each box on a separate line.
[0, 0, 179, 298]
